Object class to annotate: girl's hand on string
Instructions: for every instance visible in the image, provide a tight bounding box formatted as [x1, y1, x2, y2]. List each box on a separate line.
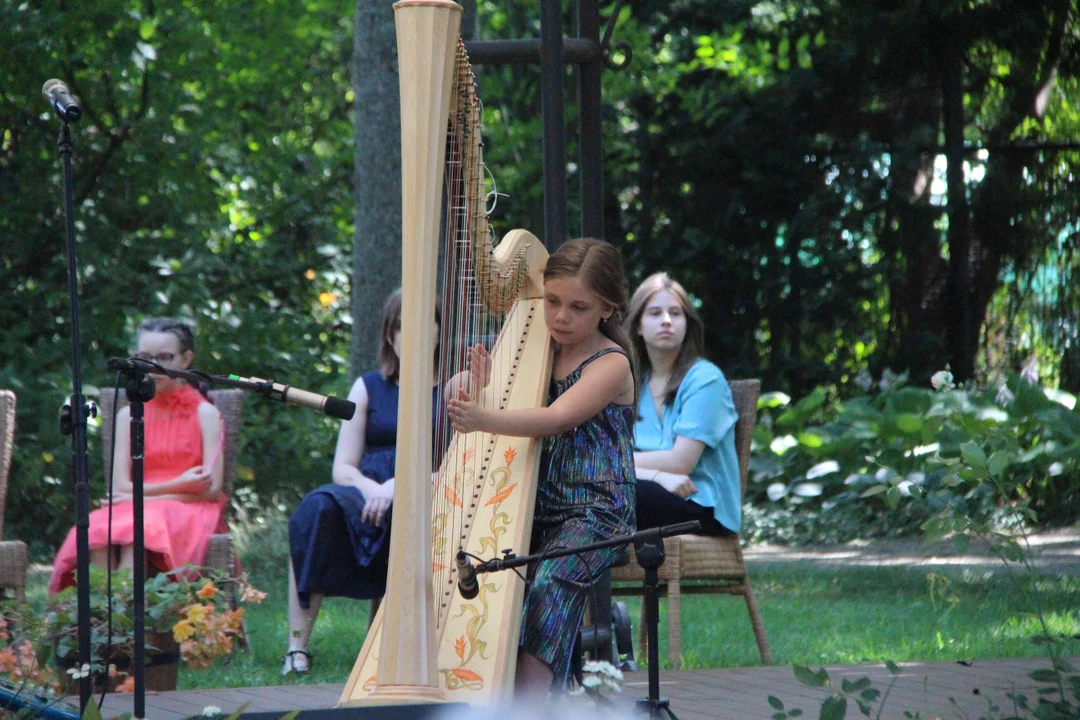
[448, 388, 486, 434]
[467, 344, 491, 392]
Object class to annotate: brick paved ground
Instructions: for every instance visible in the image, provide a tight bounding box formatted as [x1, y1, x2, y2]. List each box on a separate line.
[75, 655, 1069, 719]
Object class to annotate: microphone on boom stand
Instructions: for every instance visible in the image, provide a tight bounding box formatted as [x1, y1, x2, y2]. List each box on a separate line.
[228, 374, 356, 421]
[455, 550, 480, 600]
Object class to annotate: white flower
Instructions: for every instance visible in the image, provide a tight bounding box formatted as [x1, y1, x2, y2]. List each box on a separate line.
[995, 382, 1015, 407]
[66, 663, 91, 680]
[1021, 358, 1039, 386]
[581, 660, 623, 680]
[201, 707, 223, 718]
[930, 369, 955, 391]
[577, 660, 624, 700]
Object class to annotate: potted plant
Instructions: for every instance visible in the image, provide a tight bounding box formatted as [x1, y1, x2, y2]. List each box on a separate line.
[1, 564, 265, 697]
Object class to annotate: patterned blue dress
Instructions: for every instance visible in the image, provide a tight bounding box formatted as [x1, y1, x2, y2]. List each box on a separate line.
[519, 347, 637, 689]
[289, 370, 438, 607]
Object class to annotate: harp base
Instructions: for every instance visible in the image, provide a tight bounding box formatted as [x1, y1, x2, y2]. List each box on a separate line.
[338, 684, 447, 708]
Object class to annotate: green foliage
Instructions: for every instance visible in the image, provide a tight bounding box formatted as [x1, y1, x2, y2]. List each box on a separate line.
[0, 1, 354, 556]
[474, 0, 1080, 394]
[2, 564, 260, 691]
[4, 0, 1079, 558]
[775, 656, 1080, 719]
[746, 373, 1080, 544]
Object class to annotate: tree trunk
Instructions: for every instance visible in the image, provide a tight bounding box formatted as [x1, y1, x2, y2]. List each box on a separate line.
[349, 0, 476, 379]
[350, 0, 402, 379]
[941, 40, 975, 382]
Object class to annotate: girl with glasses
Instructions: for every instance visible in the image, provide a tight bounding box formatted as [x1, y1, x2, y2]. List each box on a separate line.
[49, 318, 227, 592]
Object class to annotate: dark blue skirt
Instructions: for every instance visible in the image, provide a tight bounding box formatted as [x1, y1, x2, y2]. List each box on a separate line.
[289, 449, 396, 607]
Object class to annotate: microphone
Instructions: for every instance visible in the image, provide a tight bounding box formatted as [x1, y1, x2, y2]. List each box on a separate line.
[455, 551, 479, 600]
[42, 79, 82, 122]
[229, 374, 356, 421]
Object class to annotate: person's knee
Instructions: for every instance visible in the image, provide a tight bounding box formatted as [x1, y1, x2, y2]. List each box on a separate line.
[290, 493, 339, 532]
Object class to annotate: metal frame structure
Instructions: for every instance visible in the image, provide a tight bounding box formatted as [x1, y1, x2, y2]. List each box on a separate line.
[464, 0, 630, 248]
[462, 0, 631, 664]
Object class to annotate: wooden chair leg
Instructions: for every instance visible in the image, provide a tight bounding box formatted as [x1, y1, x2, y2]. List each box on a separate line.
[668, 579, 681, 669]
[742, 580, 773, 664]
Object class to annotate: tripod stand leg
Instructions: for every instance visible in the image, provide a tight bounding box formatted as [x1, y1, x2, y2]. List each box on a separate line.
[633, 565, 679, 719]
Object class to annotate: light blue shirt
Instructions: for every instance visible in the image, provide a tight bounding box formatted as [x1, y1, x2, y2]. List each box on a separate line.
[635, 359, 741, 533]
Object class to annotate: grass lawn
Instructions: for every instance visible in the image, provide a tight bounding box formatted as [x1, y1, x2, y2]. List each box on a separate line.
[23, 557, 1080, 692]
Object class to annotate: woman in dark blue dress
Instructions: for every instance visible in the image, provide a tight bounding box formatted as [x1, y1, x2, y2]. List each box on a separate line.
[283, 289, 439, 675]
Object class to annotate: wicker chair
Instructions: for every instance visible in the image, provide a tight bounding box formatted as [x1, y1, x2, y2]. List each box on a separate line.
[0, 390, 29, 603]
[611, 378, 772, 667]
[99, 387, 244, 605]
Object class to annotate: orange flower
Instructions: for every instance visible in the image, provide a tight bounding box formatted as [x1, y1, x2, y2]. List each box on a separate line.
[0, 647, 16, 674]
[241, 584, 267, 603]
[117, 675, 136, 693]
[196, 580, 219, 600]
[503, 447, 517, 465]
[451, 668, 483, 682]
[455, 635, 466, 660]
[444, 483, 463, 507]
[485, 483, 517, 507]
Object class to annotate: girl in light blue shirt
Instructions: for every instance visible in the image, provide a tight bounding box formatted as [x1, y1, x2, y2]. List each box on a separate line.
[625, 273, 741, 536]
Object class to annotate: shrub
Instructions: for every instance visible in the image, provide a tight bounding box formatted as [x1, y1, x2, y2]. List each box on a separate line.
[746, 372, 1080, 544]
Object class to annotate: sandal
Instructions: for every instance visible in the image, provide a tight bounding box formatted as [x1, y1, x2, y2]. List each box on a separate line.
[281, 649, 312, 676]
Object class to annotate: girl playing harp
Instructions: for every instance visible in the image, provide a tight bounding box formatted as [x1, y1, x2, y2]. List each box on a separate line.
[449, 238, 638, 695]
[339, 1, 632, 708]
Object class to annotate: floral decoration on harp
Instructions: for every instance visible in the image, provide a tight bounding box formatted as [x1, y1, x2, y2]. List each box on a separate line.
[480, 446, 519, 558]
[438, 444, 520, 691]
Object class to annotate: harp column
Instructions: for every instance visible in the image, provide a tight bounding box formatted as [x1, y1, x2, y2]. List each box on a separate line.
[371, 0, 462, 703]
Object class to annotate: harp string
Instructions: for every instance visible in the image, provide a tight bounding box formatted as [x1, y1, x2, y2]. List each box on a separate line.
[431, 41, 534, 627]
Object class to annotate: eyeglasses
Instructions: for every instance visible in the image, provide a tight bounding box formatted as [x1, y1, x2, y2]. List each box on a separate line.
[133, 351, 178, 364]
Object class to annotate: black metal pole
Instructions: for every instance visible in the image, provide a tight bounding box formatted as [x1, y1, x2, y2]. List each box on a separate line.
[540, 0, 568, 249]
[644, 564, 661, 703]
[55, 120, 94, 713]
[471, 521, 699, 574]
[577, 0, 604, 239]
[463, 38, 600, 65]
[128, 386, 148, 719]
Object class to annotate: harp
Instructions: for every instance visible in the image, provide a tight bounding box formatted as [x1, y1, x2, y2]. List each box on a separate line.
[338, 0, 553, 708]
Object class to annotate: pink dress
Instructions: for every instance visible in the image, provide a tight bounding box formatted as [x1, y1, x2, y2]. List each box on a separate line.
[49, 384, 227, 594]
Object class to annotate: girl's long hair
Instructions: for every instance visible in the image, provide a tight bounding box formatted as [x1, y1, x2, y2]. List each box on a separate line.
[377, 288, 442, 382]
[625, 272, 705, 407]
[544, 238, 637, 401]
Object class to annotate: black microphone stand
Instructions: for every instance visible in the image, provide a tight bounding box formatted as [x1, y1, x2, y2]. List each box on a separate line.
[467, 520, 700, 719]
[51, 109, 96, 714]
[104, 358, 355, 717]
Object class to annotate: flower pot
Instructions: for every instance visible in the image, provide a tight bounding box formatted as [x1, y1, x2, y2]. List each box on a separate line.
[59, 631, 179, 695]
